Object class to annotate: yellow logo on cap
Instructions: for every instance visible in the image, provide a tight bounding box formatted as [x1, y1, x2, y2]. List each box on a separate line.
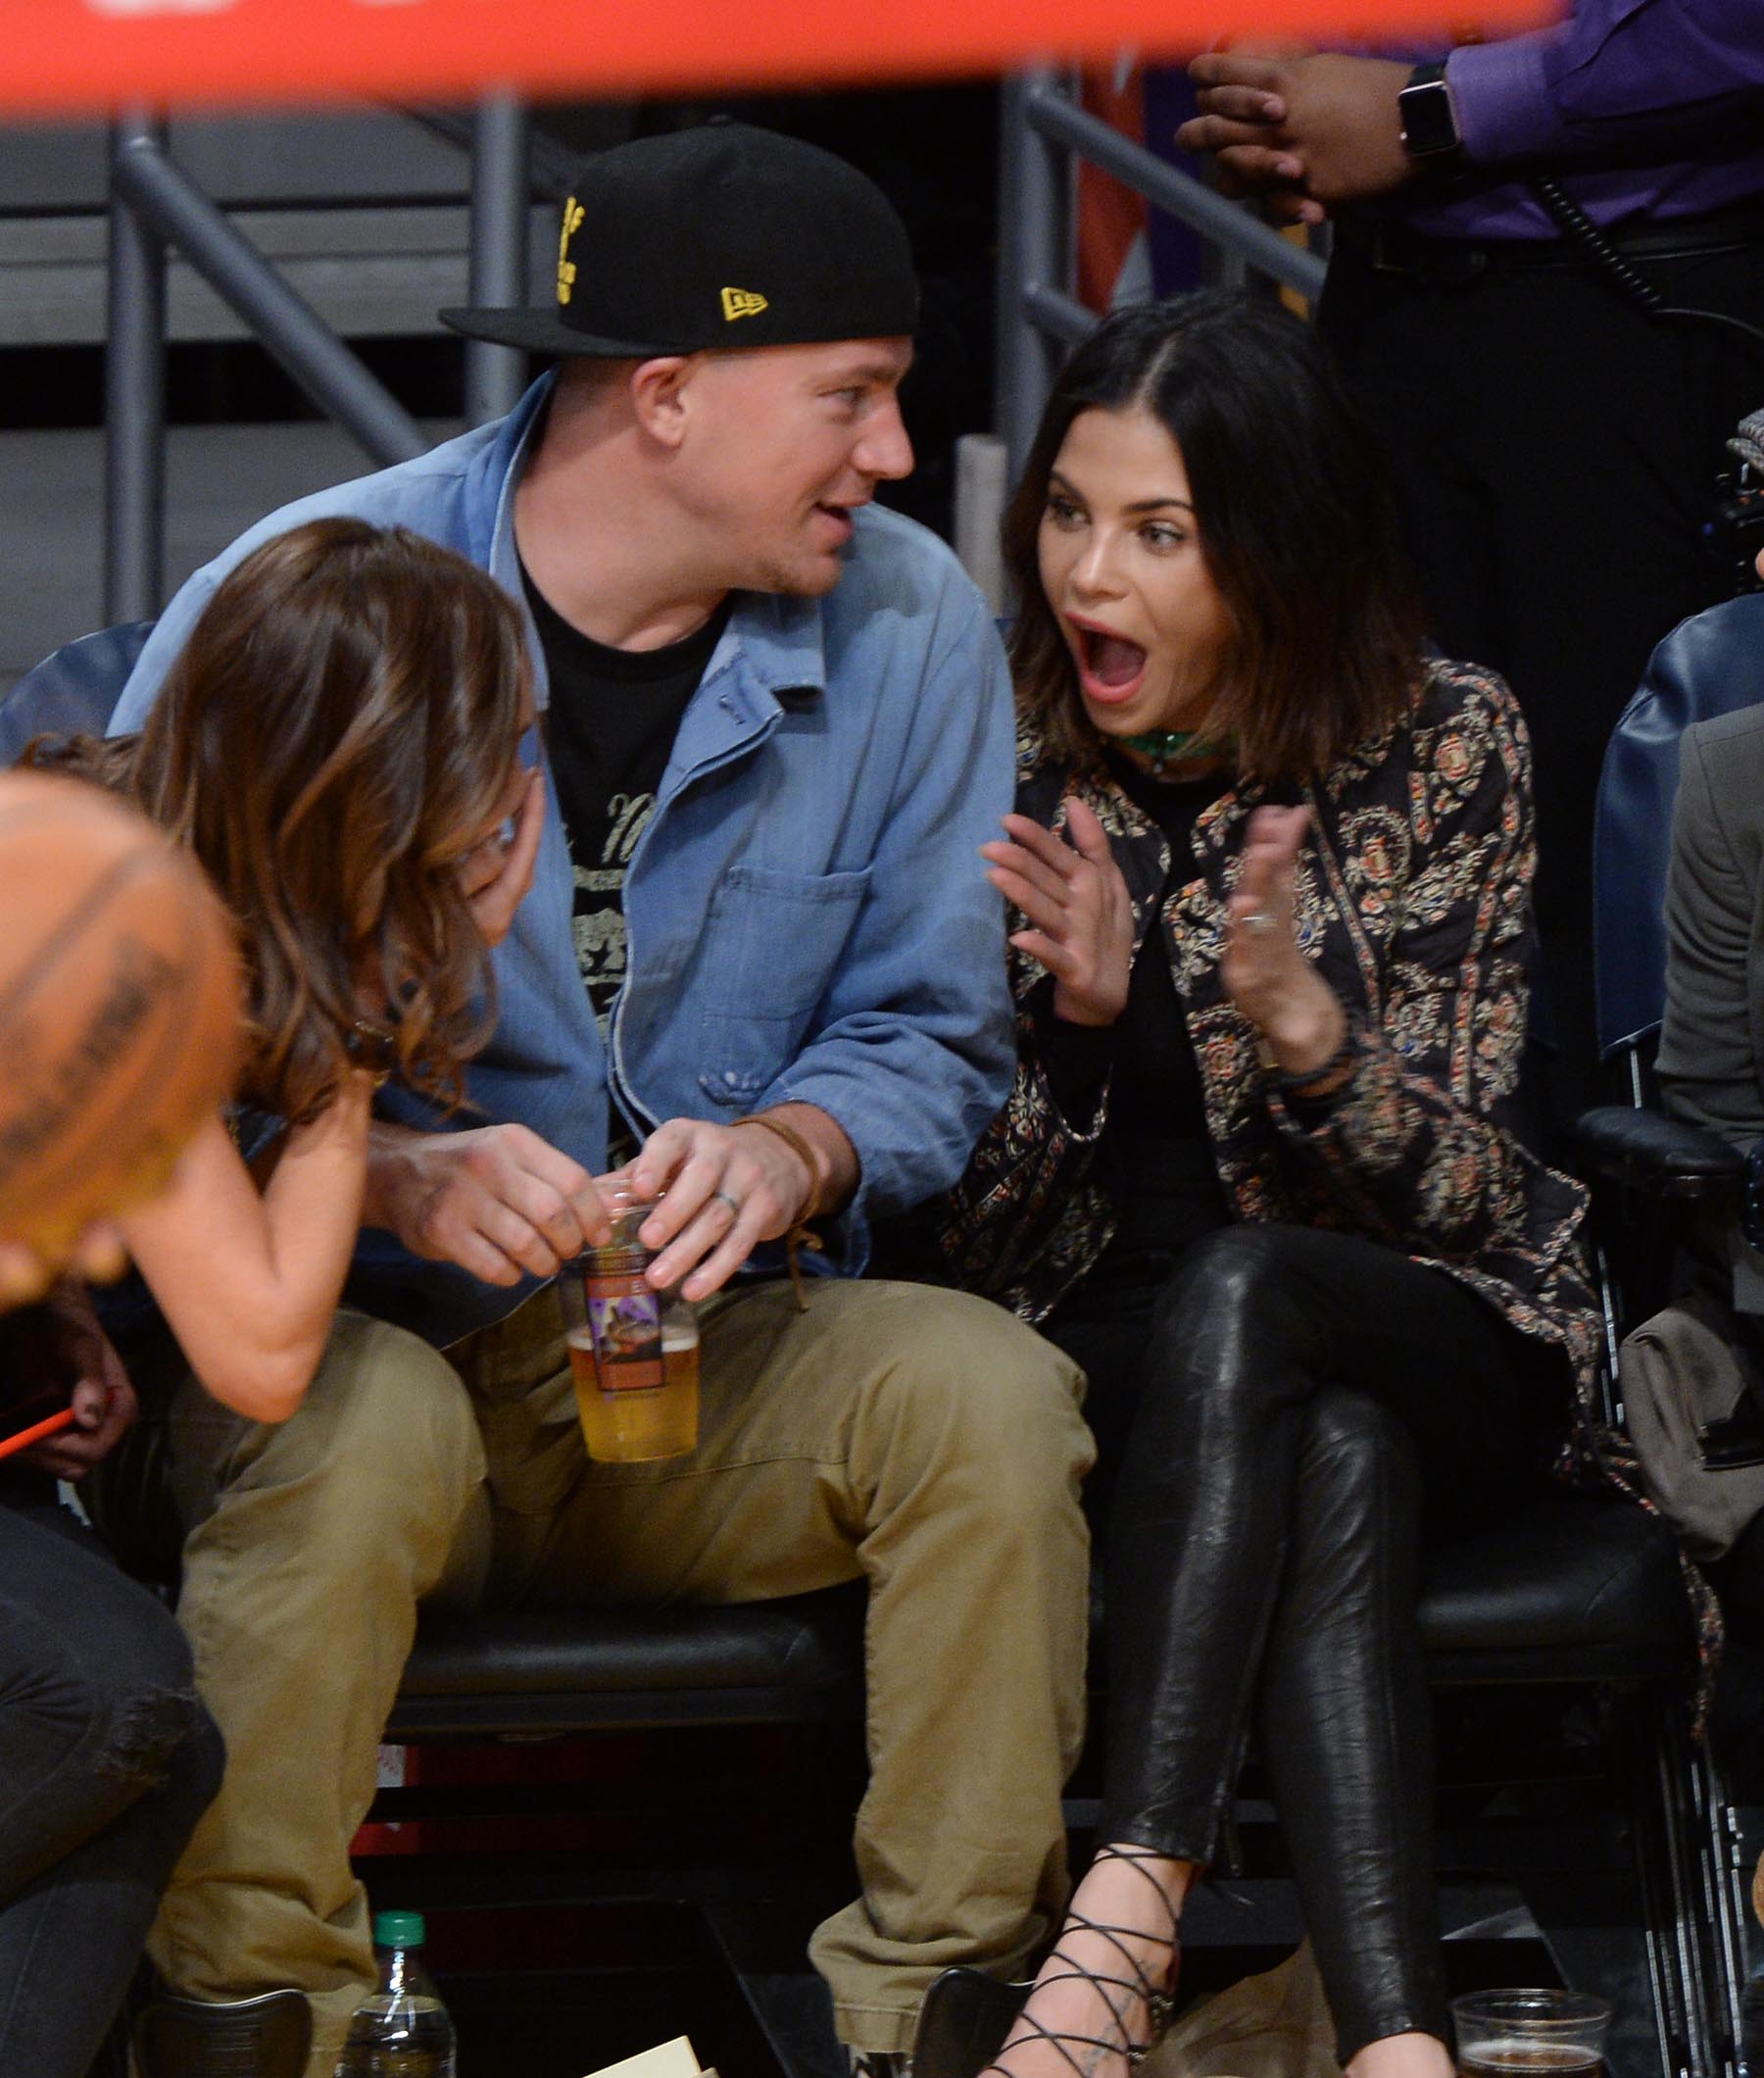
[721, 287, 769, 322]
[557, 199, 586, 306]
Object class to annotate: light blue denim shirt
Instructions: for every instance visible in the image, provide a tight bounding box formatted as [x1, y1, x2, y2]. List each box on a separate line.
[113, 374, 1016, 1346]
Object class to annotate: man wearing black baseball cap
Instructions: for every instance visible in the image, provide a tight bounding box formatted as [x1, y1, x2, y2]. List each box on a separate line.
[110, 123, 1090, 2078]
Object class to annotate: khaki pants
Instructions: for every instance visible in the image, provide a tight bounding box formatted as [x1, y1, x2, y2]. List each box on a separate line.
[95, 1280, 1092, 2078]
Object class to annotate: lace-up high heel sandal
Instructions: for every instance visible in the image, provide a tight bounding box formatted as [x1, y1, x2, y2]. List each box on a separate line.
[982, 1843, 1182, 2078]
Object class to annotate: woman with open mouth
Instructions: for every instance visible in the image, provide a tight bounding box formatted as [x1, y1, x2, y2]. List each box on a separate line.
[925, 291, 1602, 2078]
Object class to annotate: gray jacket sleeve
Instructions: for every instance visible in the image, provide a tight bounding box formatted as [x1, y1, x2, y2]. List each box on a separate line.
[1657, 719, 1764, 1150]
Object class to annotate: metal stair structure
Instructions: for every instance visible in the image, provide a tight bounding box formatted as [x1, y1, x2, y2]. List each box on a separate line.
[0, 100, 589, 688]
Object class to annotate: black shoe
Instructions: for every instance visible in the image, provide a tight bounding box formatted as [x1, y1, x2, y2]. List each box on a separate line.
[913, 1968, 1033, 2078]
[134, 1988, 312, 2078]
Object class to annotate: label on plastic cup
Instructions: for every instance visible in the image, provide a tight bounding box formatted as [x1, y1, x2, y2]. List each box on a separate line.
[583, 1267, 663, 1392]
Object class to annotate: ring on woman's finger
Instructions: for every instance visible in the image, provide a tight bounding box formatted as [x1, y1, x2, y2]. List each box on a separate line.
[711, 1190, 742, 1220]
[1243, 910, 1278, 935]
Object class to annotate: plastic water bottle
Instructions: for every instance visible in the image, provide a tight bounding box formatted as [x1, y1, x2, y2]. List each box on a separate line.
[337, 1910, 458, 2076]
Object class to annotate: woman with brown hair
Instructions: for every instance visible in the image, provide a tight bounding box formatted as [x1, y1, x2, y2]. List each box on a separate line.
[929, 293, 1601, 2078]
[31, 514, 542, 1421]
[0, 515, 537, 2078]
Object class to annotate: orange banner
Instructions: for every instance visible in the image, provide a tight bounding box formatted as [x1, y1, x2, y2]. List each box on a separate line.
[13, 0, 1554, 118]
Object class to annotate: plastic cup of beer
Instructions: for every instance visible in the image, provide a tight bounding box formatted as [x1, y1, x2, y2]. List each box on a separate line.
[558, 1203, 700, 1463]
[1451, 1990, 1612, 2078]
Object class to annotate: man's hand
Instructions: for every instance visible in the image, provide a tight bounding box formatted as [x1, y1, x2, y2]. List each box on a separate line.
[621, 1107, 855, 1304]
[365, 1120, 613, 1286]
[1180, 50, 1417, 223]
[458, 770, 545, 948]
[21, 1282, 136, 1481]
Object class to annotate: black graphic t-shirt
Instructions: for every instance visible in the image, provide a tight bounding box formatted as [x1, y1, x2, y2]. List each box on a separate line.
[521, 564, 732, 1035]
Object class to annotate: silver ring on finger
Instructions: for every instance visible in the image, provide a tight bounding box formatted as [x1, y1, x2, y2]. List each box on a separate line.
[711, 1190, 742, 1220]
[1244, 910, 1278, 935]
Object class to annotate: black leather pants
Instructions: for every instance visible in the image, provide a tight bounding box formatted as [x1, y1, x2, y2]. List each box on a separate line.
[1046, 1223, 1564, 2061]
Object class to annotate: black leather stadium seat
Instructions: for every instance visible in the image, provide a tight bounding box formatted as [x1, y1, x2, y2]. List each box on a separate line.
[1420, 1489, 1689, 1685]
[388, 1487, 1690, 1740]
[390, 1587, 867, 1738]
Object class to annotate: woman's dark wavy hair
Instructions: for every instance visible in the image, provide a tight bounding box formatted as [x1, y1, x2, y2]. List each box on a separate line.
[29, 519, 529, 1122]
[1004, 289, 1429, 783]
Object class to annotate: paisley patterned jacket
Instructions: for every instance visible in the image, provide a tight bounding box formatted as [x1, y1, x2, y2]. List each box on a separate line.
[934, 657, 1605, 1450]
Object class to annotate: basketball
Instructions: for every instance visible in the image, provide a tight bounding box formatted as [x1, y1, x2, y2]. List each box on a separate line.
[0, 767, 242, 1255]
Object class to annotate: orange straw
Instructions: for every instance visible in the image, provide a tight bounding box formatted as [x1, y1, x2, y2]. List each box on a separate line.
[0, 1408, 76, 1462]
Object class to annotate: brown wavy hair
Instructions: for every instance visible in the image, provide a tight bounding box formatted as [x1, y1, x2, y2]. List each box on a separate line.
[1004, 291, 1429, 784]
[30, 519, 531, 1122]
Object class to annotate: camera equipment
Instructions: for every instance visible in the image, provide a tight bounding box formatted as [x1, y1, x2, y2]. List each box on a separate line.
[1710, 409, 1764, 598]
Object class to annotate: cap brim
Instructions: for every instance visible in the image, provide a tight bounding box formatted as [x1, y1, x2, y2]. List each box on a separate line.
[438, 306, 677, 358]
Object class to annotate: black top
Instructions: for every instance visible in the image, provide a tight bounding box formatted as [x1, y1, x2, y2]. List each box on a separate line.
[522, 564, 732, 1034]
[1036, 751, 1232, 1262]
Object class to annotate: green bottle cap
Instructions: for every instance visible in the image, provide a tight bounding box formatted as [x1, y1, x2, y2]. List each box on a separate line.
[372, 1909, 426, 1949]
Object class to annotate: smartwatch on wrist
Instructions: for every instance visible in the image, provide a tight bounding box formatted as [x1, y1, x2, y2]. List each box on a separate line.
[1397, 62, 1464, 167]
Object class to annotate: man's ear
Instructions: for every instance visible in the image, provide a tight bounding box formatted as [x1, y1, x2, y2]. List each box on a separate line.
[628, 355, 701, 450]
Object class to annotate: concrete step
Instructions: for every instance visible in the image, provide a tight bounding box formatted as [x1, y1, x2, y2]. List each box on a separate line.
[0, 202, 552, 348]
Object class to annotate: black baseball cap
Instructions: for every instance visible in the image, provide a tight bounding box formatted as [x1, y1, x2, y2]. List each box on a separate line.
[440, 122, 918, 361]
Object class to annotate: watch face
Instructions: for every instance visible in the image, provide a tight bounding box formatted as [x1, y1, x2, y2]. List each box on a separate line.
[1400, 78, 1460, 158]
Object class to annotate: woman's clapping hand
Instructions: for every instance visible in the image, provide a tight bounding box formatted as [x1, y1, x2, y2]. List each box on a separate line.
[1223, 805, 1349, 1086]
[983, 800, 1135, 1027]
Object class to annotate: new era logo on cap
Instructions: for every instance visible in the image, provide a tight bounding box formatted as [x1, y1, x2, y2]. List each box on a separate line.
[721, 287, 769, 322]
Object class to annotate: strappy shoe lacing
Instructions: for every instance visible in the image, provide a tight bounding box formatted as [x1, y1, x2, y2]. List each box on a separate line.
[982, 1845, 1181, 2078]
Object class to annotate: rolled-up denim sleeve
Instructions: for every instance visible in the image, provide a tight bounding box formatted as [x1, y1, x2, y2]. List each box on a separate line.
[760, 580, 1016, 1269]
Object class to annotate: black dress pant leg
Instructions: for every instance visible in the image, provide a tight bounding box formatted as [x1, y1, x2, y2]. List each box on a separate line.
[1319, 236, 1764, 1107]
[0, 1474, 223, 2078]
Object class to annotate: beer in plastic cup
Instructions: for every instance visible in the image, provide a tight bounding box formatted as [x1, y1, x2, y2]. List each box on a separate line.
[558, 1203, 699, 1462]
[1451, 1990, 1611, 2078]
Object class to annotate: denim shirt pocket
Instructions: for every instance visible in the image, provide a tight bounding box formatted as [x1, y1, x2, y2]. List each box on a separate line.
[698, 863, 873, 1108]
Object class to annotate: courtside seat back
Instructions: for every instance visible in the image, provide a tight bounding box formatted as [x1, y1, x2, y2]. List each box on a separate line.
[0, 622, 155, 767]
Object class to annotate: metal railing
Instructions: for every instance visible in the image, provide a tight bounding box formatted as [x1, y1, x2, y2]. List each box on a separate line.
[103, 99, 533, 624]
[463, 94, 535, 432]
[995, 67, 1328, 477]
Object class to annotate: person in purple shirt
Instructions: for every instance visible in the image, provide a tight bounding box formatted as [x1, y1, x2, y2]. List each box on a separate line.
[1180, 2, 1764, 1121]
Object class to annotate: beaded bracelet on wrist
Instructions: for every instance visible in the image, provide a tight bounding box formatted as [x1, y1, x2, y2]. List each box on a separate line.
[343, 1018, 398, 1088]
[1263, 1022, 1360, 1102]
